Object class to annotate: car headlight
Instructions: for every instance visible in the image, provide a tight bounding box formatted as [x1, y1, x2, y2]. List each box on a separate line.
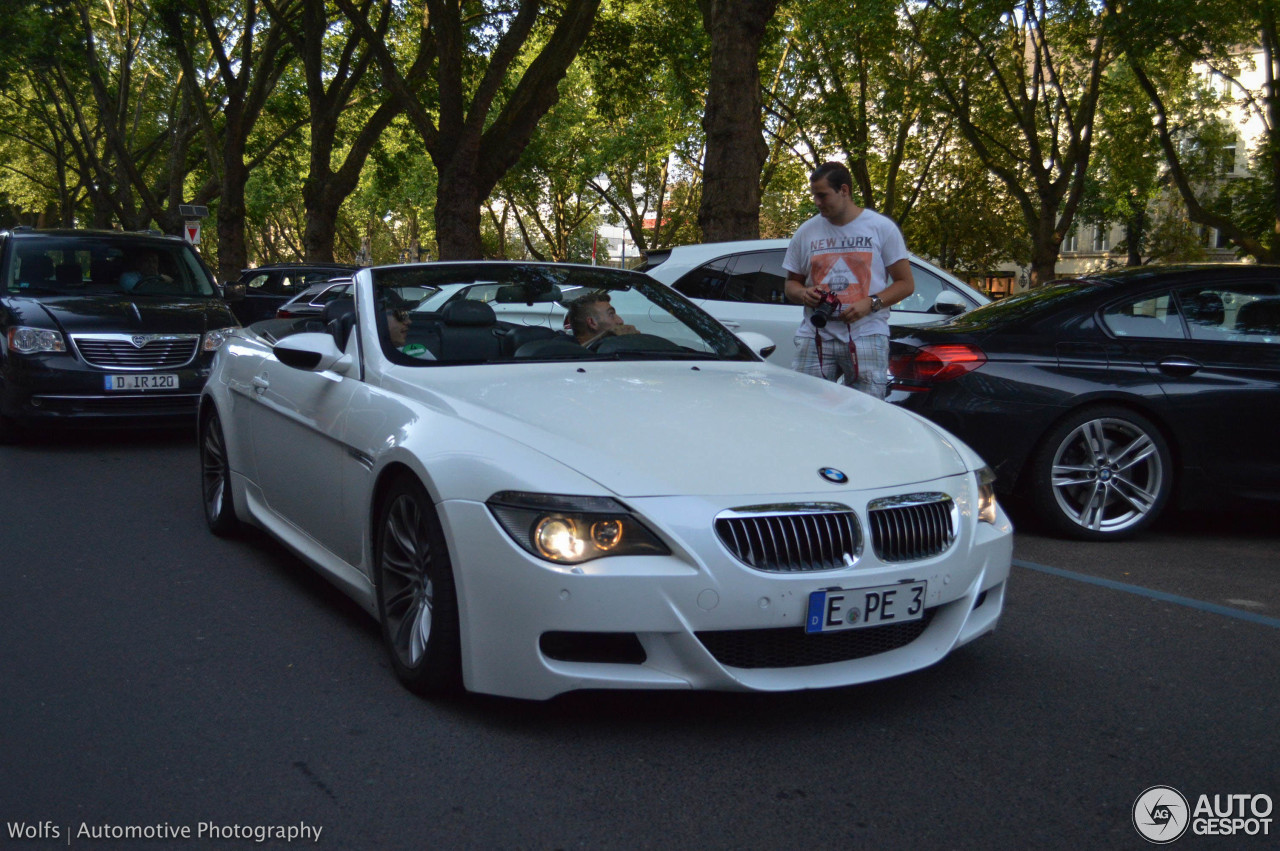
[6, 326, 66, 354]
[202, 327, 238, 351]
[487, 491, 670, 565]
[977, 466, 998, 525]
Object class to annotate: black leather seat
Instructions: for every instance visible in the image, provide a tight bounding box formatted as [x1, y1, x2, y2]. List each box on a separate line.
[55, 262, 83, 286]
[503, 325, 560, 357]
[20, 254, 54, 286]
[1236, 298, 1280, 335]
[437, 300, 502, 362]
[323, 298, 357, 350]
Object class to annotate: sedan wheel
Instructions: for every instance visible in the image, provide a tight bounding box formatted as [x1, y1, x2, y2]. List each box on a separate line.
[200, 408, 240, 536]
[375, 476, 461, 695]
[1030, 406, 1172, 541]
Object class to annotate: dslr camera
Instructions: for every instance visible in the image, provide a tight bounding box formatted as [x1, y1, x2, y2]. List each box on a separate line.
[809, 289, 843, 328]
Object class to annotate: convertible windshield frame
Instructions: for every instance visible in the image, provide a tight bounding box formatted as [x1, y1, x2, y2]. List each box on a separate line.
[370, 262, 758, 367]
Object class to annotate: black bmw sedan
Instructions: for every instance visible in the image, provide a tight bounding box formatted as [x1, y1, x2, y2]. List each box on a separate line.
[890, 265, 1280, 540]
[0, 228, 239, 442]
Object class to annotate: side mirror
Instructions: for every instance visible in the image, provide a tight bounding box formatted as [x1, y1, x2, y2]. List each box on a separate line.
[273, 332, 353, 374]
[222, 281, 246, 302]
[735, 331, 777, 360]
[933, 292, 968, 316]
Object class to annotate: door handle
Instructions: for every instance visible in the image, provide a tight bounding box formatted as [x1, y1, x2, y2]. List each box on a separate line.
[720, 320, 741, 329]
[252, 375, 270, 394]
[1157, 357, 1201, 377]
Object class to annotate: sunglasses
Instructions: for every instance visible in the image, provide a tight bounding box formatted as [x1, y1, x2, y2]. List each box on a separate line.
[390, 308, 410, 323]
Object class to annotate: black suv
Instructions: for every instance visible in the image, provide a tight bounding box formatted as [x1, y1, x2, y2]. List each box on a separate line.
[0, 228, 239, 441]
[227, 262, 358, 323]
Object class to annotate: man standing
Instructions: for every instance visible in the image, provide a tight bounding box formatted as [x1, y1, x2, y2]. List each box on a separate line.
[783, 162, 915, 399]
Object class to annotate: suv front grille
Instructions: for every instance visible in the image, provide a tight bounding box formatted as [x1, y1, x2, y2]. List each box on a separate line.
[868, 493, 956, 562]
[715, 504, 861, 572]
[72, 334, 200, 370]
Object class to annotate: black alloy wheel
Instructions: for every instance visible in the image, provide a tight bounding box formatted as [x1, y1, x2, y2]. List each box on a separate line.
[200, 408, 240, 536]
[1029, 405, 1173, 541]
[375, 475, 462, 695]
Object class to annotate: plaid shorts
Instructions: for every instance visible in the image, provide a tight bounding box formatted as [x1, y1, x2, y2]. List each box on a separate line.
[792, 333, 890, 399]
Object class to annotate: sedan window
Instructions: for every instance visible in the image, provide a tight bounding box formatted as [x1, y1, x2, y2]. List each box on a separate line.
[1102, 293, 1185, 339]
[1175, 282, 1280, 344]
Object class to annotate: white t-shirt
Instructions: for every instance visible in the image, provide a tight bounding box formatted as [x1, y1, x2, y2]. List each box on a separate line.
[782, 208, 909, 341]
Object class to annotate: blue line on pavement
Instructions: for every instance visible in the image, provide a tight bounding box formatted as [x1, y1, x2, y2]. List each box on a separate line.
[1012, 558, 1280, 630]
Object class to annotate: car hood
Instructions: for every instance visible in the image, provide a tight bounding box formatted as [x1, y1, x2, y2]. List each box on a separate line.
[401, 361, 969, 497]
[15, 295, 237, 333]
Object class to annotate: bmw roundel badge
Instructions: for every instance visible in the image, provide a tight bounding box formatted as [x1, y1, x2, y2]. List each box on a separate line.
[819, 467, 848, 484]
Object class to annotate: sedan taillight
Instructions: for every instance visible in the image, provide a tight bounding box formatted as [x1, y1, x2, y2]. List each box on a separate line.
[891, 344, 987, 388]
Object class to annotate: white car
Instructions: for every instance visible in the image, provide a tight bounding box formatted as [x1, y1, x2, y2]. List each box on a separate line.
[640, 240, 989, 364]
[199, 262, 1012, 700]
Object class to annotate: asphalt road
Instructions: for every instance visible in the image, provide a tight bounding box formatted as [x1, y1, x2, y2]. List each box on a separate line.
[2, 427, 1277, 850]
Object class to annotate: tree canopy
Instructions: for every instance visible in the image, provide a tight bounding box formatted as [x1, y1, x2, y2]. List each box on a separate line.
[2, 0, 1275, 286]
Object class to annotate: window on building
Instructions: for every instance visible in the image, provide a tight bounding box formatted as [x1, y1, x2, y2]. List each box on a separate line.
[1092, 225, 1110, 253]
[1063, 228, 1079, 253]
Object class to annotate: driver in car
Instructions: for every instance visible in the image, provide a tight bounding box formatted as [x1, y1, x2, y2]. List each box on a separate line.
[567, 292, 639, 347]
[119, 250, 172, 292]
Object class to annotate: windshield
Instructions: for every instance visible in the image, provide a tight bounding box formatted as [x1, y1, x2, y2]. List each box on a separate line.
[371, 263, 756, 365]
[4, 236, 217, 298]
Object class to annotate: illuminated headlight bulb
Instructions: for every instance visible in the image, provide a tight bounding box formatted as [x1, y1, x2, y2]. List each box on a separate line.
[535, 517, 584, 561]
[977, 467, 998, 525]
[591, 519, 623, 551]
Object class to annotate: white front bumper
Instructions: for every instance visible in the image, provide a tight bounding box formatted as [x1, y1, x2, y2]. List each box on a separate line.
[440, 483, 1013, 700]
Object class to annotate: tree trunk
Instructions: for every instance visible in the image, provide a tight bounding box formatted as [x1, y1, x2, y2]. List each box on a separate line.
[1030, 211, 1061, 287]
[697, 0, 781, 243]
[435, 164, 485, 260]
[217, 158, 250, 283]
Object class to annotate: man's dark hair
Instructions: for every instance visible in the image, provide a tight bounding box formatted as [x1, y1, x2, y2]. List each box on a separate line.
[566, 291, 611, 338]
[810, 161, 853, 193]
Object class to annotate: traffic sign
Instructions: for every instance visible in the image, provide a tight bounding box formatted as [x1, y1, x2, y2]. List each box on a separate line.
[184, 220, 201, 245]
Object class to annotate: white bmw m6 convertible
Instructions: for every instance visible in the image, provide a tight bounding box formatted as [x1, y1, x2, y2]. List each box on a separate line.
[199, 262, 1012, 700]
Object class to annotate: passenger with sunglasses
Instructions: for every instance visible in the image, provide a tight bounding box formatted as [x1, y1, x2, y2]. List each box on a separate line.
[384, 295, 435, 359]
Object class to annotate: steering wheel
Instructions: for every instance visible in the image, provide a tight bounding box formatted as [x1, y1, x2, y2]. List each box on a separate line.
[129, 274, 170, 294]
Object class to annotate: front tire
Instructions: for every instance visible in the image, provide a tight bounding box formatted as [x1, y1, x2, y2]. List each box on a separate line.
[1029, 406, 1172, 541]
[375, 476, 462, 695]
[200, 408, 240, 536]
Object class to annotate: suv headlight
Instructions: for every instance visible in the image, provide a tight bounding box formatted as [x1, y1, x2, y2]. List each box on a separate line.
[977, 466, 998, 525]
[487, 492, 670, 565]
[7, 326, 66, 354]
[202, 327, 238, 351]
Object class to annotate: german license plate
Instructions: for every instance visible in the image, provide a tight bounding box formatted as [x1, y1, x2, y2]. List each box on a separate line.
[805, 581, 927, 633]
[103, 373, 178, 391]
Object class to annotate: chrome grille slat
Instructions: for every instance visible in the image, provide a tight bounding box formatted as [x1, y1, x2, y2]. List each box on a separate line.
[868, 493, 956, 562]
[72, 334, 200, 370]
[715, 504, 862, 573]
